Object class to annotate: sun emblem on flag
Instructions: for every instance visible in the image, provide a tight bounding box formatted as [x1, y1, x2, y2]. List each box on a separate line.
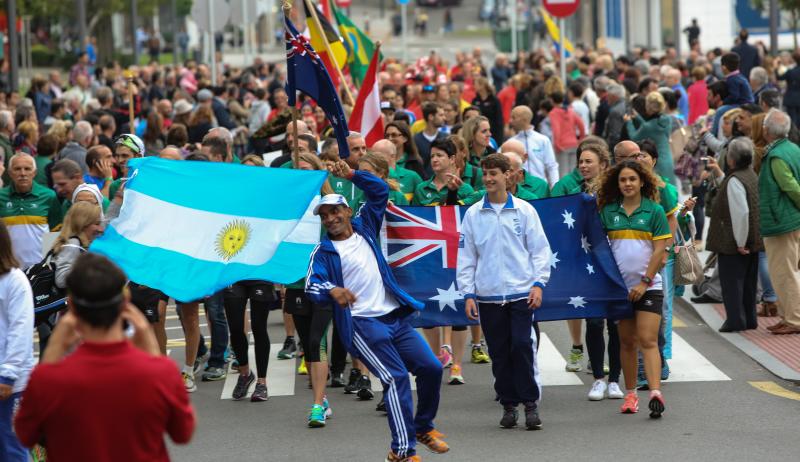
[215, 219, 252, 261]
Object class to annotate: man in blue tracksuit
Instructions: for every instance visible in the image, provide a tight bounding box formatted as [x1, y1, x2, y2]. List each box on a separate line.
[457, 153, 552, 430]
[306, 160, 448, 462]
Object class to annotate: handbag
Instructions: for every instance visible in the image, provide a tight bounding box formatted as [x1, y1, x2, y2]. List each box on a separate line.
[673, 222, 704, 286]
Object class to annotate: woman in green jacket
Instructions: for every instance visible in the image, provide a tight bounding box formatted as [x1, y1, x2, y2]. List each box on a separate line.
[625, 92, 675, 185]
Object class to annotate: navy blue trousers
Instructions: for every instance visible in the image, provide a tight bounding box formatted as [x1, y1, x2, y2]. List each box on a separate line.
[479, 299, 541, 406]
[352, 310, 442, 458]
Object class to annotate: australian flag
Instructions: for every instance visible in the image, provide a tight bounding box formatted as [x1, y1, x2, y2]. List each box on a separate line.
[384, 194, 632, 328]
[284, 14, 350, 158]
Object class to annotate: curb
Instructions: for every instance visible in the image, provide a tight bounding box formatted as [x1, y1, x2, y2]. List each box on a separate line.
[676, 297, 800, 383]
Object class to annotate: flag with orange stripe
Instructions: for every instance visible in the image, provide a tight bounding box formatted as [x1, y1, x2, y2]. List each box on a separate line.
[303, 1, 348, 87]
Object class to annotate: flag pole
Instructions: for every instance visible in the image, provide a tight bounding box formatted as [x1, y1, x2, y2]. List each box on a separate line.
[303, 0, 355, 106]
[283, 1, 301, 165]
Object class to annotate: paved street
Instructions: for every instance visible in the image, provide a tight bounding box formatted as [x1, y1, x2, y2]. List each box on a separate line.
[126, 296, 800, 461]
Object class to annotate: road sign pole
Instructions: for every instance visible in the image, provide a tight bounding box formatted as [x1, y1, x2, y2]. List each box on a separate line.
[209, 0, 217, 85]
[559, 18, 566, 84]
[401, 2, 408, 64]
[511, 0, 517, 58]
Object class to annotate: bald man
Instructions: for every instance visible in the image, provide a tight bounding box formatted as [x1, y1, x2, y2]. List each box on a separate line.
[509, 105, 559, 187]
[613, 140, 641, 164]
[502, 152, 538, 201]
[159, 146, 183, 160]
[372, 139, 423, 201]
[501, 139, 550, 198]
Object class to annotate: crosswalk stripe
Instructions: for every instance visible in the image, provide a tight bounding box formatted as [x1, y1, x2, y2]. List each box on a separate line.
[665, 332, 730, 382]
[538, 333, 584, 386]
[220, 344, 296, 399]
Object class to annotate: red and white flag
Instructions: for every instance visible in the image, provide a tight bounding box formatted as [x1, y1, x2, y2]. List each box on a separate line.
[348, 47, 383, 147]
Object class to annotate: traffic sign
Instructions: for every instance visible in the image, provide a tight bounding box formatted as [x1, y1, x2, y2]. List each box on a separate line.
[543, 0, 580, 18]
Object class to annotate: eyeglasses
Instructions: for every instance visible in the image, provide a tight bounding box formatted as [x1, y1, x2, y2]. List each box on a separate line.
[616, 152, 640, 161]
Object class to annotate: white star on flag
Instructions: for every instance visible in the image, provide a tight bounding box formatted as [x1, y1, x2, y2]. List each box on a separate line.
[429, 282, 463, 312]
[581, 235, 592, 253]
[568, 296, 587, 309]
[549, 251, 560, 268]
[562, 210, 575, 229]
[586, 263, 595, 274]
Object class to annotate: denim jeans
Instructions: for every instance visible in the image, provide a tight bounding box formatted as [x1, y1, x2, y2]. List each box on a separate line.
[0, 392, 27, 462]
[758, 251, 778, 303]
[204, 291, 229, 368]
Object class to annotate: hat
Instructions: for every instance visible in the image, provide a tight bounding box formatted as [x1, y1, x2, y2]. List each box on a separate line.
[114, 133, 144, 156]
[72, 183, 105, 220]
[196, 88, 213, 102]
[380, 101, 394, 111]
[422, 84, 435, 92]
[313, 194, 350, 215]
[174, 99, 193, 115]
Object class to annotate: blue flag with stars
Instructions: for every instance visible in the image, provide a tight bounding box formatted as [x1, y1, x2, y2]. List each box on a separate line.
[383, 194, 632, 328]
[284, 14, 350, 158]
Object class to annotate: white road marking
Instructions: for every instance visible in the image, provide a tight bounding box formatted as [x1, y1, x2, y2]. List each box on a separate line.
[665, 332, 731, 382]
[538, 332, 584, 386]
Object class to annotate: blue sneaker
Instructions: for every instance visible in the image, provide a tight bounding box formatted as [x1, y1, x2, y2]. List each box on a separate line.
[661, 361, 670, 381]
[322, 397, 333, 418]
[308, 404, 326, 428]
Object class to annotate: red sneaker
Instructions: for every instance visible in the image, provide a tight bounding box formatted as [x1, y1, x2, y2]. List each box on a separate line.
[620, 392, 639, 414]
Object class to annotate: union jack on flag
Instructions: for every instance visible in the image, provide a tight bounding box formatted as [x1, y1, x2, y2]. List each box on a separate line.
[285, 30, 319, 62]
[381, 196, 632, 328]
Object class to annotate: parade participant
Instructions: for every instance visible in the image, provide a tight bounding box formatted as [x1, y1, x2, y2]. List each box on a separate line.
[450, 134, 483, 191]
[306, 160, 448, 462]
[290, 152, 340, 426]
[499, 138, 550, 198]
[462, 115, 496, 167]
[372, 139, 422, 202]
[413, 103, 447, 177]
[596, 161, 670, 418]
[52, 201, 102, 290]
[502, 151, 539, 200]
[0, 154, 62, 268]
[457, 153, 551, 430]
[0, 221, 34, 462]
[352, 152, 409, 211]
[412, 138, 475, 206]
[108, 133, 145, 204]
[14, 253, 196, 460]
[385, 121, 426, 179]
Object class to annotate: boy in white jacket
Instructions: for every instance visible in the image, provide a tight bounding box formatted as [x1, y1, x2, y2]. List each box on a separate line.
[456, 153, 551, 431]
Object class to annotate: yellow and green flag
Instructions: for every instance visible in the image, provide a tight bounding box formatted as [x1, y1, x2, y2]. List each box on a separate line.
[331, 3, 382, 86]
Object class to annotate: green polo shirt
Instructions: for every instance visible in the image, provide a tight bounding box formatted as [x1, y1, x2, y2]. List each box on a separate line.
[658, 175, 680, 217]
[0, 182, 63, 267]
[330, 177, 360, 203]
[109, 179, 123, 201]
[600, 198, 671, 291]
[390, 166, 423, 202]
[461, 163, 484, 191]
[514, 186, 539, 201]
[352, 188, 408, 214]
[34, 156, 51, 187]
[550, 169, 583, 197]
[521, 172, 550, 198]
[412, 179, 474, 206]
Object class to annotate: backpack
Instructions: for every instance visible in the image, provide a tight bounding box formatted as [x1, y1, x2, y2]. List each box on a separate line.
[26, 242, 84, 326]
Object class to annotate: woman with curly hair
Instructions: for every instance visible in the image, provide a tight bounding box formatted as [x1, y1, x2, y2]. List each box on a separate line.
[596, 161, 670, 419]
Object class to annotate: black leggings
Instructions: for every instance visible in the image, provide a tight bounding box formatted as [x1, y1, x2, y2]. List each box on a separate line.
[293, 308, 333, 363]
[585, 318, 621, 382]
[224, 289, 271, 379]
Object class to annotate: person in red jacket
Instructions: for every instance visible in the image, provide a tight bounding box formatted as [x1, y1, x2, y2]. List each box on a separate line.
[548, 91, 586, 178]
[14, 253, 195, 462]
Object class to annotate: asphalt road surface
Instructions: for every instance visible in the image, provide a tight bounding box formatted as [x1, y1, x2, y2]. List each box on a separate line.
[145, 297, 800, 462]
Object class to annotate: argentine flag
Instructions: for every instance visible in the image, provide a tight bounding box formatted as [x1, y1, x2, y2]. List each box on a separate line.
[91, 157, 326, 301]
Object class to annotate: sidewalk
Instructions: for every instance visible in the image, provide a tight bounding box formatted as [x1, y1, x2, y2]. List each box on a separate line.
[678, 296, 800, 382]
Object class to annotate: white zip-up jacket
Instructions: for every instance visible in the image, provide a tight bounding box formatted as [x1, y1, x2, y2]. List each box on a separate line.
[0, 268, 34, 394]
[457, 193, 551, 303]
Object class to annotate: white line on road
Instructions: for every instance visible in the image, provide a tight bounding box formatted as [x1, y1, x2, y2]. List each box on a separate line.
[665, 332, 731, 382]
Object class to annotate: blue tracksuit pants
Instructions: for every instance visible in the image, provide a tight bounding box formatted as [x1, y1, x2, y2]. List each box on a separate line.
[479, 299, 542, 406]
[352, 310, 442, 458]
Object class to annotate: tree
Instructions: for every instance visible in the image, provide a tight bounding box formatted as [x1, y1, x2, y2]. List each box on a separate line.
[752, 0, 800, 49]
[17, 0, 164, 36]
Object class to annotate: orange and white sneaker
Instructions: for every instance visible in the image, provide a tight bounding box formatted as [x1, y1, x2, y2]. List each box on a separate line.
[416, 429, 450, 454]
[648, 390, 665, 418]
[385, 451, 421, 462]
[448, 365, 465, 385]
[620, 392, 639, 414]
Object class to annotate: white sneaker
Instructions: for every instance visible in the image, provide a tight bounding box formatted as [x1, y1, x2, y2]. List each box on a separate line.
[607, 382, 624, 399]
[588, 379, 607, 401]
[565, 348, 583, 372]
[182, 372, 197, 393]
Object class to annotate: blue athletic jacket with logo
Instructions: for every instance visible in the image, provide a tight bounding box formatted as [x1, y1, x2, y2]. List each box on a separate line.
[305, 170, 424, 356]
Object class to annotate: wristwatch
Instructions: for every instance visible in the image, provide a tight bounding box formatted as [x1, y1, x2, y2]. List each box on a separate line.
[641, 275, 653, 286]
